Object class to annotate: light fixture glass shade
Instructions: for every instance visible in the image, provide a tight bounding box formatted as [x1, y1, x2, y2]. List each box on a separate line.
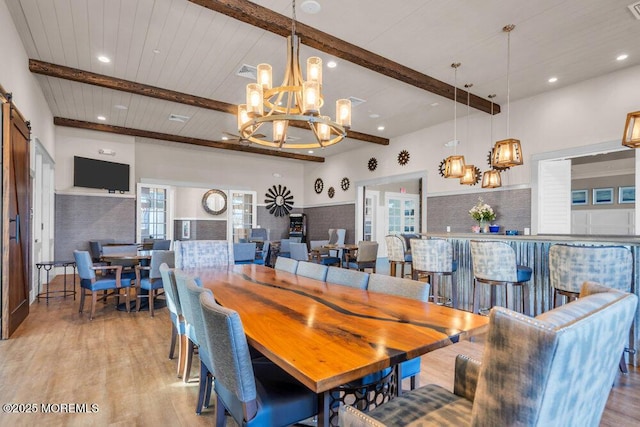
[444, 155, 466, 178]
[302, 81, 320, 114]
[246, 83, 263, 116]
[622, 111, 640, 148]
[336, 99, 352, 129]
[237, 104, 250, 129]
[307, 57, 322, 85]
[257, 63, 272, 90]
[482, 169, 502, 188]
[273, 120, 288, 144]
[460, 164, 476, 185]
[492, 138, 523, 167]
[317, 116, 331, 141]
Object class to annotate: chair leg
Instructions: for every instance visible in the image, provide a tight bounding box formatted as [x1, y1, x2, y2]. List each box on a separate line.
[124, 287, 130, 313]
[184, 339, 195, 383]
[619, 353, 629, 374]
[390, 261, 396, 277]
[90, 291, 98, 320]
[214, 394, 227, 427]
[472, 279, 480, 314]
[79, 287, 86, 313]
[451, 272, 458, 309]
[177, 334, 187, 378]
[135, 286, 142, 313]
[196, 361, 208, 414]
[149, 289, 155, 317]
[523, 284, 532, 316]
[169, 323, 177, 359]
[432, 275, 440, 305]
[410, 375, 418, 390]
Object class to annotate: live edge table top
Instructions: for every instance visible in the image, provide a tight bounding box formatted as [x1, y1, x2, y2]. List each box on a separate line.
[191, 264, 489, 394]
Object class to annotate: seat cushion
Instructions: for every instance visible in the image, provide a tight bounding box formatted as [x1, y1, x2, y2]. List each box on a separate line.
[367, 383, 472, 426]
[140, 277, 164, 291]
[516, 265, 532, 282]
[81, 277, 132, 291]
[320, 256, 341, 266]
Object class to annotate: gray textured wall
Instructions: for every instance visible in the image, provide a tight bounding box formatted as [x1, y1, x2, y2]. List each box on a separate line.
[304, 204, 356, 244]
[173, 220, 227, 241]
[55, 194, 136, 260]
[427, 189, 531, 234]
[256, 207, 303, 241]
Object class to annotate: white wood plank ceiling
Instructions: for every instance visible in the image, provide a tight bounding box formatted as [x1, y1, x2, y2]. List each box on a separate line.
[6, 0, 640, 158]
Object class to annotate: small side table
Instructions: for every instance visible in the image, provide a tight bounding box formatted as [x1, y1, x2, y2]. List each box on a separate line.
[36, 261, 76, 304]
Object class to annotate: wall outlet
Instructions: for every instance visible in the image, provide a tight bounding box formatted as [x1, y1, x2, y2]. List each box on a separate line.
[446, 226, 451, 232]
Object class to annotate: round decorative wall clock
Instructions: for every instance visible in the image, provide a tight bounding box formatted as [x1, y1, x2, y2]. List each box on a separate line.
[328, 187, 335, 198]
[314, 178, 324, 194]
[264, 185, 294, 217]
[341, 177, 350, 191]
[398, 149, 410, 166]
[367, 157, 378, 171]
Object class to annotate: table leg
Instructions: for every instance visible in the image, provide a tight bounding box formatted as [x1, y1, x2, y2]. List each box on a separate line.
[317, 391, 330, 427]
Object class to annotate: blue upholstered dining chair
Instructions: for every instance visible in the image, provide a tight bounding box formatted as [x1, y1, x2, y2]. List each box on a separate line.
[290, 242, 310, 261]
[470, 240, 532, 315]
[338, 273, 430, 400]
[233, 242, 257, 264]
[411, 238, 458, 308]
[279, 238, 291, 258]
[274, 256, 298, 274]
[198, 291, 318, 426]
[73, 250, 134, 320]
[151, 239, 171, 250]
[345, 241, 379, 272]
[385, 235, 412, 278]
[135, 250, 174, 316]
[174, 240, 233, 269]
[174, 269, 214, 415]
[253, 241, 270, 266]
[159, 264, 190, 379]
[296, 261, 329, 281]
[341, 282, 638, 427]
[325, 266, 369, 289]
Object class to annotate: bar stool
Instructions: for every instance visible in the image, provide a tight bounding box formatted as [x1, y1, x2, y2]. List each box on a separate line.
[410, 238, 458, 308]
[549, 243, 633, 372]
[385, 235, 412, 278]
[470, 240, 532, 315]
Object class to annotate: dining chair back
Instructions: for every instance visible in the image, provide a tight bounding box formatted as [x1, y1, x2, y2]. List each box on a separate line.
[73, 250, 133, 320]
[326, 266, 369, 289]
[279, 238, 291, 258]
[341, 282, 638, 427]
[346, 241, 379, 272]
[135, 250, 174, 315]
[159, 264, 187, 377]
[174, 269, 214, 414]
[289, 242, 310, 261]
[385, 235, 412, 277]
[233, 242, 257, 264]
[253, 241, 270, 266]
[174, 240, 233, 269]
[198, 291, 318, 426]
[296, 261, 329, 281]
[151, 239, 171, 250]
[249, 228, 269, 242]
[88, 238, 115, 262]
[274, 256, 298, 274]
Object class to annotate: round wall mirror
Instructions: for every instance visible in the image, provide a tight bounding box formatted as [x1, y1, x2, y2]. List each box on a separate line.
[202, 189, 227, 215]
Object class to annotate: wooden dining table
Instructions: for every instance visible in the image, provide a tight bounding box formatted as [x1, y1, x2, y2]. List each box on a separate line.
[192, 264, 489, 426]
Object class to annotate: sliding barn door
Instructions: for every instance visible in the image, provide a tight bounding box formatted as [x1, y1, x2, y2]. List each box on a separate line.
[2, 100, 31, 339]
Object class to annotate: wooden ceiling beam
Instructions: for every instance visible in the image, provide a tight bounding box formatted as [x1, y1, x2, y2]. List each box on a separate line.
[188, 0, 500, 115]
[30, 59, 388, 146]
[53, 117, 325, 163]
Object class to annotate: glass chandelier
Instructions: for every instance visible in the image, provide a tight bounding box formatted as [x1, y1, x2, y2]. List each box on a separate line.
[237, 0, 351, 149]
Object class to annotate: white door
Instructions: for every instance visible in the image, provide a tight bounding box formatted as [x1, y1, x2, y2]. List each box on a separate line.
[538, 159, 571, 234]
[383, 192, 419, 257]
[137, 184, 174, 242]
[228, 191, 257, 242]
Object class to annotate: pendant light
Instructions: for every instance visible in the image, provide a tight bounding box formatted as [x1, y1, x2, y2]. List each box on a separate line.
[492, 24, 523, 168]
[460, 83, 478, 185]
[622, 111, 640, 148]
[444, 62, 466, 178]
[482, 94, 502, 188]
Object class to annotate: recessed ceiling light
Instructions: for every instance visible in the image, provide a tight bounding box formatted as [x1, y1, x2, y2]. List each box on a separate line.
[97, 115, 106, 121]
[97, 55, 110, 63]
[113, 104, 128, 110]
[617, 54, 629, 61]
[152, 49, 160, 54]
[300, 0, 321, 14]
[221, 136, 229, 141]
[369, 113, 380, 119]
[430, 102, 440, 107]
[272, 172, 282, 178]
[308, 150, 314, 154]
[548, 77, 558, 83]
[327, 60, 337, 69]
[377, 125, 385, 131]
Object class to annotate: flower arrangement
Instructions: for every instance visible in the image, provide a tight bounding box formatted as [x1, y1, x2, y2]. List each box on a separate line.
[469, 198, 496, 222]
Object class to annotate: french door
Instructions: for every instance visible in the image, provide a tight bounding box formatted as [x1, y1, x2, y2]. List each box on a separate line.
[136, 184, 174, 243]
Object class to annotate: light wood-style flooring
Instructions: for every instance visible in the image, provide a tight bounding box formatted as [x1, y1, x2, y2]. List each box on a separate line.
[0, 277, 638, 426]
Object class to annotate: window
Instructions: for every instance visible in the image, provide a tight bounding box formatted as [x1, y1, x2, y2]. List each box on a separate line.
[228, 191, 257, 242]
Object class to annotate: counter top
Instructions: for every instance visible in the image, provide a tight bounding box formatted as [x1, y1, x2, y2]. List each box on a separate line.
[424, 233, 640, 244]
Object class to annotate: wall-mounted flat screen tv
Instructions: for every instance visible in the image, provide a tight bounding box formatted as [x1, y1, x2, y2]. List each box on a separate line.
[73, 156, 130, 192]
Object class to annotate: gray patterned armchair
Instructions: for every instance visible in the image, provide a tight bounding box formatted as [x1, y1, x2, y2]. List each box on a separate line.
[340, 282, 637, 427]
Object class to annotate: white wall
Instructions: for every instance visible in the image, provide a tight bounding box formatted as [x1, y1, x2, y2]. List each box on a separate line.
[0, 0, 55, 158]
[306, 64, 640, 200]
[55, 127, 136, 196]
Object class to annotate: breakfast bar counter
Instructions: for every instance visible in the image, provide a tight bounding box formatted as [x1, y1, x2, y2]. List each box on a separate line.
[424, 232, 640, 366]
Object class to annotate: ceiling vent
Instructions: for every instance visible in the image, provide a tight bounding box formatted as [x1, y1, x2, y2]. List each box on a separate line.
[348, 96, 366, 107]
[629, 1, 640, 19]
[236, 64, 257, 80]
[168, 113, 190, 123]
